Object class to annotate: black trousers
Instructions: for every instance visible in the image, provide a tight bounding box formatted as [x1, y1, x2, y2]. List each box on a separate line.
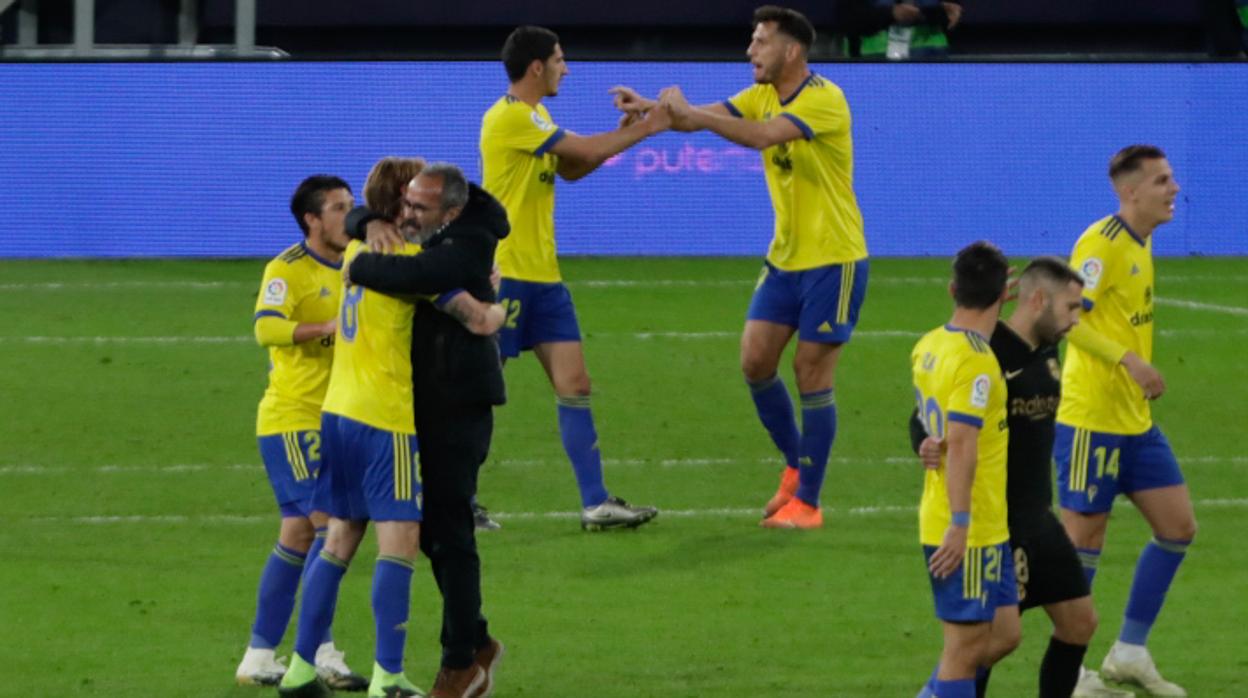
[416, 404, 493, 669]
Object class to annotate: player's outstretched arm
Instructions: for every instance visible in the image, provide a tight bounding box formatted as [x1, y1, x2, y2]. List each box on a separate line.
[552, 106, 670, 181]
[659, 85, 801, 150]
[929, 420, 977, 579]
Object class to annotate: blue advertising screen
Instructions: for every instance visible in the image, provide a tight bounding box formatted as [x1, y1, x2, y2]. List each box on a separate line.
[0, 62, 1242, 258]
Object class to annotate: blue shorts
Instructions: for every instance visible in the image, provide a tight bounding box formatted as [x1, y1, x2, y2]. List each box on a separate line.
[746, 260, 869, 343]
[497, 278, 582, 358]
[925, 542, 1018, 622]
[314, 413, 422, 522]
[1054, 423, 1184, 513]
[257, 430, 322, 517]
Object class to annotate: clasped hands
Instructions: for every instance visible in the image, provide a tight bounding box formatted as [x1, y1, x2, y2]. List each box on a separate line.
[609, 85, 699, 132]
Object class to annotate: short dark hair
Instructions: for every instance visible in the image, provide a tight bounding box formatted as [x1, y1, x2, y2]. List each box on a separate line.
[952, 241, 1010, 310]
[1020, 255, 1084, 290]
[290, 175, 351, 236]
[502, 26, 560, 82]
[753, 5, 815, 50]
[420, 162, 469, 212]
[1109, 144, 1166, 181]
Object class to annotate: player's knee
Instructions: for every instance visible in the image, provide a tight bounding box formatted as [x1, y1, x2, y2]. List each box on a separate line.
[740, 351, 775, 383]
[1175, 517, 1198, 543]
[792, 359, 833, 393]
[991, 624, 1022, 663]
[1073, 607, 1099, 645]
[560, 372, 591, 397]
[278, 518, 315, 552]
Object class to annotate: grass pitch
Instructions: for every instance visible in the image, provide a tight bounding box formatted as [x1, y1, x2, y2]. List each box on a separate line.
[0, 257, 1244, 697]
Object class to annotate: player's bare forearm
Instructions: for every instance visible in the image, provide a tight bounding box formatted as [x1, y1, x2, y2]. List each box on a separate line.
[691, 108, 800, 150]
[443, 294, 503, 336]
[943, 421, 978, 516]
[553, 115, 666, 181]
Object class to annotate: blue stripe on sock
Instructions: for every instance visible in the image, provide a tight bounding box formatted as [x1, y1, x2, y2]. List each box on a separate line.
[1119, 537, 1189, 645]
[795, 391, 836, 506]
[249, 543, 307, 649]
[1076, 546, 1101, 589]
[557, 399, 608, 508]
[373, 557, 414, 674]
[747, 374, 801, 469]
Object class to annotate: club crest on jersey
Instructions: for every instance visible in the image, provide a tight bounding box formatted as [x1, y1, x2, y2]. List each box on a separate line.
[1047, 358, 1062, 381]
[1080, 258, 1103, 290]
[264, 278, 288, 306]
[530, 112, 555, 132]
[971, 374, 991, 408]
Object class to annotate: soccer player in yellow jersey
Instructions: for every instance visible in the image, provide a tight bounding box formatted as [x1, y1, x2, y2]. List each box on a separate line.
[481, 25, 668, 530]
[278, 163, 504, 698]
[614, 6, 867, 528]
[236, 175, 365, 690]
[910, 242, 1019, 698]
[1056, 145, 1192, 697]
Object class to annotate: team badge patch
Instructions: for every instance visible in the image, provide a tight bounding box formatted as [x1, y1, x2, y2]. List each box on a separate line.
[263, 278, 288, 306]
[1080, 258, 1103, 290]
[971, 374, 991, 408]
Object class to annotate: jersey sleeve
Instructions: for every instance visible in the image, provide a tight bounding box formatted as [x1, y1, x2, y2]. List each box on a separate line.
[254, 259, 306, 322]
[496, 103, 565, 156]
[724, 84, 763, 121]
[1069, 231, 1117, 310]
[781, 85, 849, 141]
[945, 352, 997, 430]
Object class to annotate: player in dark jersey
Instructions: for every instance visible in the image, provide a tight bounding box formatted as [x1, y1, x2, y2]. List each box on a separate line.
[911, 257, 1127, 698]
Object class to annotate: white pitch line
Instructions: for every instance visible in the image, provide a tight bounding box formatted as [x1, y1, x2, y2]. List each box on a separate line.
[5, 327, 1241, 346]
[1155, 298, 1248, 317]
[4, 455, 1244, 477]
[20, 497, 1248, 525]
[0, 274, 1238, 293]
[0, 280, 249, 291]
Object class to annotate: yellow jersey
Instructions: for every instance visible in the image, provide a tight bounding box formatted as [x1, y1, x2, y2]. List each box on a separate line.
[321, 240, 425, 434]
[1058, 215, 1156, 434]
[481, 95, 564, 283]
[254, 241, 341, 435]
[911, 325, 1010, 547]
[726, 74, 868, 271]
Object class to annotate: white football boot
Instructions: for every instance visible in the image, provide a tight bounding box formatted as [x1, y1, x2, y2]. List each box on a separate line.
[1100, 642, 1187, 696]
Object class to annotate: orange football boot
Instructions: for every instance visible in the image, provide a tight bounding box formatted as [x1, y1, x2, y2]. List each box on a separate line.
[763, 466, 800, 518]
[760, 497, 823, 529]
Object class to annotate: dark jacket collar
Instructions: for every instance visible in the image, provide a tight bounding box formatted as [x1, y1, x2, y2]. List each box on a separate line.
[424, 182, 510, 249]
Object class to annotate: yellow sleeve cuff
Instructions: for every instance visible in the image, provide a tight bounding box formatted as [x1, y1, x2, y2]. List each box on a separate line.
[1067, 323, 1128, 365]
[254, 315, 297, 347]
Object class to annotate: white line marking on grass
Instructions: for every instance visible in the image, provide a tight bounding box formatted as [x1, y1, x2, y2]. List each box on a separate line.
[0, 281, 249, 291]
[23, 497, 1248, 525]
[0, 335, 254, 344]
[0, 325, 1241, 346]
[0, 274, 1234, 293]
[4, 456, 1243, 477]
[1155, 298, 1248, 317]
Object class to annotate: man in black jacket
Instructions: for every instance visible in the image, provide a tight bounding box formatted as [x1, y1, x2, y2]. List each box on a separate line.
[346, 162, 507, 698]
